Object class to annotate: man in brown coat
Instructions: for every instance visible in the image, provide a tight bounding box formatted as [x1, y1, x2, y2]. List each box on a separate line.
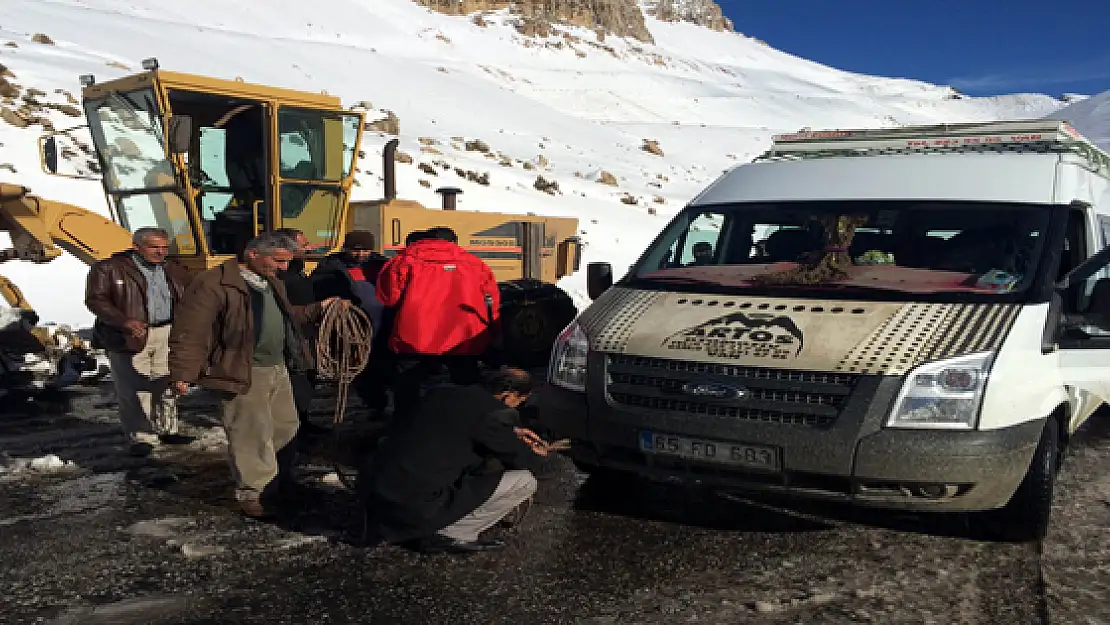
[85, 227, 194, 458]
[168, 231, 343, 518]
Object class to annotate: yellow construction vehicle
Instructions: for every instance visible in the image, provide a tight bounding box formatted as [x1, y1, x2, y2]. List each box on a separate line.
[350, 138, 582, 363]
[1, 58, 581, 395]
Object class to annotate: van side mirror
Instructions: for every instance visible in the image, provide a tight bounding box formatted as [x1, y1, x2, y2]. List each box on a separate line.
[1057, 243, 1110, 291]
[587, 262, 613, 300]
[168, 115, 192, 154]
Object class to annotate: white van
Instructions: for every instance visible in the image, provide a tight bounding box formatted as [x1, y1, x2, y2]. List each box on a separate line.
[540, 120, 1110, 541]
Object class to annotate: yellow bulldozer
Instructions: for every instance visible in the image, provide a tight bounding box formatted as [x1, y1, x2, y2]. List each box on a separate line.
[0, 58, 582, 396]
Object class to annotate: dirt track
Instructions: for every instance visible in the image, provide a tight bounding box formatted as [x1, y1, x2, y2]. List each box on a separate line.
[2, 382, 1110, 624]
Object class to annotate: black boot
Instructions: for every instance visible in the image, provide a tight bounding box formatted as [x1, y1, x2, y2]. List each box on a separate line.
[410, 534, 505, 554]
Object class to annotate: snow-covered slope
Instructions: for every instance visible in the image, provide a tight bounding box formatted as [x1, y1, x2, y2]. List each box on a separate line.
[1048, 89, 1110, 150]
[0, 0, 1071, 326]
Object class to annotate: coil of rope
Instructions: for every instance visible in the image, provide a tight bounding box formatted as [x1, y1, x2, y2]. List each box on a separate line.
[315, 300, 373, 423]
[314, 300, 374, 490]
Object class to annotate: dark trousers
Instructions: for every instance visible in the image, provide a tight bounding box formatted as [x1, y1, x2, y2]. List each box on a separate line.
[354, 351, 394, 413]
[391, 355, 481, 419]
[289, 369, 315, 424]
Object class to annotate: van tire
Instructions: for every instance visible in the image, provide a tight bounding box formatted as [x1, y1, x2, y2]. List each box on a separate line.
[988, 417, 1059, 542]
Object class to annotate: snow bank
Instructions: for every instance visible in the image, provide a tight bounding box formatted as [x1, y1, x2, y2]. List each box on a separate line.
[0, 452, 78, 475]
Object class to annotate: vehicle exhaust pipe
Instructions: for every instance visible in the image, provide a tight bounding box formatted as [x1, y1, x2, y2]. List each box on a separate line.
[383, 138, 398, 200]
[436, 187, 462, 210]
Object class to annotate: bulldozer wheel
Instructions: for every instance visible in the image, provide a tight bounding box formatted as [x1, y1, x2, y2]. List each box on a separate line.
[499, 287, 577, 367]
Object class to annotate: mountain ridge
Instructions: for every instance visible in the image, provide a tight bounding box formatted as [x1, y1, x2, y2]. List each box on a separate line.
[0, 0, 1078, 325]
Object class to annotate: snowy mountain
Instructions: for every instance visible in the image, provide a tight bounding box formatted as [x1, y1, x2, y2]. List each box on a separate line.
[1048, 89, 1110, 150]
[0, 0, 1073, 326]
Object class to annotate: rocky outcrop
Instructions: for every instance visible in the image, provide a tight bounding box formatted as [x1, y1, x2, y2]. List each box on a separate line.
[645, 0, 733, 32]
[366, 110, 400, 135]
[415, 0, 654, 43]
[641, 138, 664, 156]
[415, 0, 732, 40]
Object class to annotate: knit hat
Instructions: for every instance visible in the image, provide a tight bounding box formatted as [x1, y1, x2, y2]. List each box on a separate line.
[343, 231, 376, 250]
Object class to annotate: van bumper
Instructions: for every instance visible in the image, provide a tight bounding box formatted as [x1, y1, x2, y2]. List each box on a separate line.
[537, 376, 1044, 513]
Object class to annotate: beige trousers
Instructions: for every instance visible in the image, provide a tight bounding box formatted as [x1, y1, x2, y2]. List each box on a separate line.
[218, 364, 300, 501]
[107, 325, 177, 444]
[439, 470, 538, 542]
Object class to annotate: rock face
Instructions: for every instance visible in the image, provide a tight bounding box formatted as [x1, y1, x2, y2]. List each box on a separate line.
[414, 0, 736, 43]
[646, 0, 733, 32]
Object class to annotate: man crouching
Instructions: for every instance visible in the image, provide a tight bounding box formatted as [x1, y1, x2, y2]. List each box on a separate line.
[360, 368, 549, 554]
[168, 232, 342, 518]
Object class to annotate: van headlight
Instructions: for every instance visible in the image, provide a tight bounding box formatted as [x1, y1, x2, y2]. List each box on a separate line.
[548, 320, 589, 392]
[885, 352, 994, 430]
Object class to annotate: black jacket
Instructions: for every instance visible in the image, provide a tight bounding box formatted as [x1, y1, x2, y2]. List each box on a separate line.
[275, 258, 317, 371]
[277, 259, 316, 306]
[310, 252, 392, 347]
[359, 383, 546, 543]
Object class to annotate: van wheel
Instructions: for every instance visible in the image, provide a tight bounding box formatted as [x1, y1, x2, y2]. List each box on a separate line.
[987, 418, 1059, 542]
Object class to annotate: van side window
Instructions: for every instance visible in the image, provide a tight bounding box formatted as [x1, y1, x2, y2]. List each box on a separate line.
[1059, 209, 1110, 340]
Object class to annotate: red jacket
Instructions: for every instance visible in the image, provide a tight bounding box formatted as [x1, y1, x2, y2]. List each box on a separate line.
[376, 239, 501, 356]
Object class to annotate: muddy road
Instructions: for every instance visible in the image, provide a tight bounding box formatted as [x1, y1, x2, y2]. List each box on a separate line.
[2, 382, 1110, 624]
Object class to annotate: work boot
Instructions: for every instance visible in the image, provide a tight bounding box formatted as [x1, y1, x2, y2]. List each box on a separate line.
[158, 433, 196, 446]
[239, 498, 274, 520]
[128, 442, 154, 458]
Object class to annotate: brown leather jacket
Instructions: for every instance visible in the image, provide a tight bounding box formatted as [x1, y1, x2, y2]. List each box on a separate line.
[168, 260, 323, 395]
[85, 250, 192, 353]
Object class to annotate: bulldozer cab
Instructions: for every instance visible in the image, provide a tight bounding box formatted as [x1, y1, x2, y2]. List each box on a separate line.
[42, 61, 363, 270]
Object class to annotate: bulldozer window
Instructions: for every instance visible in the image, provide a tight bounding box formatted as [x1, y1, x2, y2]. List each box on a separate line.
[85, 89, 174, 193]
[115, 191, 196, 255]
[277, 108, 359, 182]
[85, 89, 195, 254]
[278, 184, 344, 255]
[196, 124, 261, 255]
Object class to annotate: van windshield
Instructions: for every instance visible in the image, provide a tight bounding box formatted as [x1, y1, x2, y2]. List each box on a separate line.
[630, 200, 1054, 301]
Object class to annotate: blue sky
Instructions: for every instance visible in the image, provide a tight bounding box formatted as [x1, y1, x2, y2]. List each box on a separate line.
[717, 0, 1110, 98]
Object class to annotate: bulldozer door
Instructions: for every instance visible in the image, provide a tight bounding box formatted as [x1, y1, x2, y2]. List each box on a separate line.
[165, 90, 271, 256]
[275, 107, 361, 256]
[84, 89, 198, 255]
[521, 221, 545, 280]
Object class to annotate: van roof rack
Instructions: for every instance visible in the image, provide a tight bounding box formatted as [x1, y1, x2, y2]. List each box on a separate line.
[753, 120, 1110, 175]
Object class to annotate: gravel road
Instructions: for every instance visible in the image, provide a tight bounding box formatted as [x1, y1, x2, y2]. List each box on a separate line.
[2, 382, 1109, 624]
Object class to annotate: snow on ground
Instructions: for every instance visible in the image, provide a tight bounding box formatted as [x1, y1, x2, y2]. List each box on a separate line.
[0, 452, 77, 478]
[0, 0, 1073, 326]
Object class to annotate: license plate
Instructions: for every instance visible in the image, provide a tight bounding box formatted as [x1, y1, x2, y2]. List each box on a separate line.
[639, 431, 779, 471]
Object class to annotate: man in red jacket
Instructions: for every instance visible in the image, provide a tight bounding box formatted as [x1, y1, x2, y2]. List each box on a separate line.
[376, 227, 501, 417]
